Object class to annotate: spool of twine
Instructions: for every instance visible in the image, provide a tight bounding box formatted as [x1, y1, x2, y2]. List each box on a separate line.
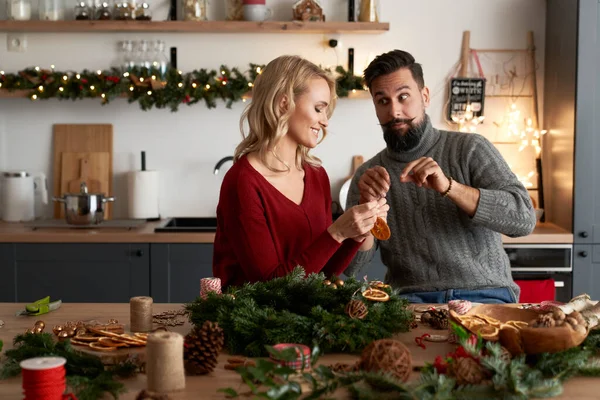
[146, 331, 186, 393]
[130, 296, 153, 333]
[20, 356, 76, 400]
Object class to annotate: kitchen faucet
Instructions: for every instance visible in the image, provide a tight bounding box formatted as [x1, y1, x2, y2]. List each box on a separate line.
[214, 156, 234, 175]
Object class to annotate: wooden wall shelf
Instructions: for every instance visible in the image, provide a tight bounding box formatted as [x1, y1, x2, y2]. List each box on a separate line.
[0, 20, 389, 34]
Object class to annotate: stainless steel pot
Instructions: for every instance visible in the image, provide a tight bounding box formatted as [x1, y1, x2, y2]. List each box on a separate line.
[53, 182, 115, 225]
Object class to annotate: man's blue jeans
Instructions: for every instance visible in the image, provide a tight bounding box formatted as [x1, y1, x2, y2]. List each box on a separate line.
[398, 287, 517, 304]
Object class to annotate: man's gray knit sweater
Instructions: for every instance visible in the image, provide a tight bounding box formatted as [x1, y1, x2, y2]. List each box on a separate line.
[345, 116, 537, 301]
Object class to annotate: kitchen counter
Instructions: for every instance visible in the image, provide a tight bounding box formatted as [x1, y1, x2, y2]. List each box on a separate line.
[0, 220, 572, 244]
[0, 302, 597, 399]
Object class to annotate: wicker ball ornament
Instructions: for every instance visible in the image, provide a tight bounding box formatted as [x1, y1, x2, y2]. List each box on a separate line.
[451, 357, 485, 385]
[345, 299, 368, 320]
[359, 339, 412, 382]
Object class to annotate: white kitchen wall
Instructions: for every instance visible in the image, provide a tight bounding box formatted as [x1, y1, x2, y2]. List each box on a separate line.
[0, 0, 546, 218]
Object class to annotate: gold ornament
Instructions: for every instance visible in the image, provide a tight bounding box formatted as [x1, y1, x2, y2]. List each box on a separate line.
[34, 320, 45, 330]
[25, 328, 35, 334]
[335, 279, 344, 287]
[65, 328, 76, 337]
[53, 325, 64, 335]
[33, 326, 44, 334]
[323, 280, 331, 286]
[57, 331, 70, 339]
[330, 283, 338, 289]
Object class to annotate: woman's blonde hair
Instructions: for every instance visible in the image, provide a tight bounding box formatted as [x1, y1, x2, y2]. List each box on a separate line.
[234, 55, 337, 172]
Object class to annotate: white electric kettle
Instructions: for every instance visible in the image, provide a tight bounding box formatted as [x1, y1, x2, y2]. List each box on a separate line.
[0, 171, 48, 222]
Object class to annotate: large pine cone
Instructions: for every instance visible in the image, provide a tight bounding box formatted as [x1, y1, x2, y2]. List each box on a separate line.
[183, 320, 224, 375]
[451, 357, 485, 385]
[345, 299, 368, 320]
[422, 309, 449, 330]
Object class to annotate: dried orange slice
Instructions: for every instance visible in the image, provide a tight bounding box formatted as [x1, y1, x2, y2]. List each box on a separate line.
[89, 342, 117, 352]
[361, 288, 390, 302]
[472, 324, 499, 341]
[370, 280, 391, 289]
[370, 217, 391, 241]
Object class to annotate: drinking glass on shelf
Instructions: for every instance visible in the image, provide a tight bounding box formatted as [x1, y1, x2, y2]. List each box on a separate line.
[150, 40, 170, 78]
[9, 0, 33, 20]
[40, 0, 65, 20]
[117, 40, 136, 72]
[134, 40, 152, 71]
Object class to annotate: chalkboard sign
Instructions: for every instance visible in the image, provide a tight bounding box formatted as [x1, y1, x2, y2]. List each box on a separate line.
[447, 78, 486, 122]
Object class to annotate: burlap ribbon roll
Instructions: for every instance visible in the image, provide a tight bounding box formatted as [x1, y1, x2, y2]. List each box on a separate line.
[130, 296, 153, 333]
[146, 331, 186, 393]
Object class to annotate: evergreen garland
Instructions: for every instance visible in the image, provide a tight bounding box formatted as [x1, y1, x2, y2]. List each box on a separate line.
[0, 63, 367, 112]
[0, 333, 140, 400]
[185, 267, 414, 357]
[219, 322, 600, 399]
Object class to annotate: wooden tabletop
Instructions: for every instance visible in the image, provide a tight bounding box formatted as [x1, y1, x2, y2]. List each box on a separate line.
[0, 221, 573, 244]
[0, 303, 597, 399]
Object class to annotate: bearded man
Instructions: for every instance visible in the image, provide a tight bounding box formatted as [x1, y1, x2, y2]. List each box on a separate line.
[344, 50, 537, 304]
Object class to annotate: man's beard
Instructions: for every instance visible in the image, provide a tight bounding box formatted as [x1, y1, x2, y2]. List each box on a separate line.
[381, 116, 428, 152]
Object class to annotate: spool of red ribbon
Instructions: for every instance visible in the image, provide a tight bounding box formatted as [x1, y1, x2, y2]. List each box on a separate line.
[20, 356, 77, 400]
[200, 277, 222, 299]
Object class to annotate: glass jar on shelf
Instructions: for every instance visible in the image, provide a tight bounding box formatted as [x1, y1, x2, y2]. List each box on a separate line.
[9, 0, 33, 20]
[134, 40, 152, 71]
[358, 0, 379, 22]
[113, 1, 133, 20]
[40, 0, 65, 20]
[95, 1, 111, 19]
[134, 2, 151, 20]
[74, 1, 90, 19]
[183, 0, 207, 21]
[225, 0, 242, 21]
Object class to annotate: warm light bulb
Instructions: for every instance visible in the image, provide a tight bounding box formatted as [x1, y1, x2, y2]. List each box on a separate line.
[248, 82, 253, 87]
[221, 70, 226, 75]
[151, 75, 156, 80]
[140, 77, 144, 82]
[31, 94, 38, 100]
[76, 74, 81, 79]
[123, 72, 130, 77]
[35, 67, 40, 71]
[59, 87, 64, 91]
[38, 86, 44, 92]
[97, 70, 102, 75]
[222, 81, 227, 85]
[205, 84, 210, 89]
[130, 86, 134, 91]
[178, 82, 183, 88]
[256, 67, 262, 74]
[50, 65, 55, 69]
[101, 93, 106, 98]
[147, 90, 152, 95]
[192, 83, 197, 88]
[352, 89, 357, 93]
[62, 75, 68, 81]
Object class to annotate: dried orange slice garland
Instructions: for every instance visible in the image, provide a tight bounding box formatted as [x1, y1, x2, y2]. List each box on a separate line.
[371, 217, 391, 241]
[361, 288, 390, 302]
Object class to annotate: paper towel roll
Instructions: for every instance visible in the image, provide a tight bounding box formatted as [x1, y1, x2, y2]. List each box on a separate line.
[127, 170, 159, 219]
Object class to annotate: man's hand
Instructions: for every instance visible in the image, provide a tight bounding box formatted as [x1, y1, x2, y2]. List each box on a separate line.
[358, 166, 391, 203]
[400, 157, 450, 194]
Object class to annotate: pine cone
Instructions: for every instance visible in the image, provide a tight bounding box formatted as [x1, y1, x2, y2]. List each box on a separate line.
[345, 300, 368, 320]
[452, 357, 485, 385]
[184, 320, 224, 375]
[534, 313, 556, 328]
[422, 309, 448, 330]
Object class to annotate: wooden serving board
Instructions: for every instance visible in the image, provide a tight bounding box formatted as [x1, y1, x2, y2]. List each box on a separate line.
[73, 342, 146, 365]
[450, 304, 588, 356]
[52, 124, 113, 218]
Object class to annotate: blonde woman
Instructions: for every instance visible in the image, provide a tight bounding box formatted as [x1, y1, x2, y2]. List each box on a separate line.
[213, 55, 387, 288]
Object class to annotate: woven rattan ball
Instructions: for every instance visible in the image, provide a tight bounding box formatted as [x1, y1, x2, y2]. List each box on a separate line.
[359, 339, 412, 382]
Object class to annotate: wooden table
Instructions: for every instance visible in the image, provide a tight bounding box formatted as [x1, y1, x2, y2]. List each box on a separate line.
[0, 303, 597, 399]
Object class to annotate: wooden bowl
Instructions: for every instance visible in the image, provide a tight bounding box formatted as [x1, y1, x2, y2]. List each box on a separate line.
[449, 304, 588, 356]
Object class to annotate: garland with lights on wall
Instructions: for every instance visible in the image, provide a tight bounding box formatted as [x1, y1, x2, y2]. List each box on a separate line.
[0, 65, 366, 112]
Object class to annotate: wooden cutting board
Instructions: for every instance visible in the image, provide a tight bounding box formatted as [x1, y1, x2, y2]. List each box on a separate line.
[53, 124, 113, 218]
[58, 152, 110, 218]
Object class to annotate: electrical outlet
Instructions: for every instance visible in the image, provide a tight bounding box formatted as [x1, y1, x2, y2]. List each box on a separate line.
[7, 34, 27, 53]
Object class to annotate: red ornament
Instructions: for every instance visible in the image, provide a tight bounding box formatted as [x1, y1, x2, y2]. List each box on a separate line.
[41, 74, 48, 81]
[106, 76, 120, 84]
[81, 78, 88, 84]
[182, 95, 191, 104]
[433, 355, 448, 374]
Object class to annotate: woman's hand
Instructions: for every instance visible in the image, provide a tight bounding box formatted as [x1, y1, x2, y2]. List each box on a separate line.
[328, 198, 387, 243]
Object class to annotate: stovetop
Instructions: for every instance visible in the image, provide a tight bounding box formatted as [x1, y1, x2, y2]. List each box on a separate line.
[25, 219, 146, 230]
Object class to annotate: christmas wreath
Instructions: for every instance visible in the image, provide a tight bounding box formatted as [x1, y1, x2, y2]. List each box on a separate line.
[185, 267, 414, 357]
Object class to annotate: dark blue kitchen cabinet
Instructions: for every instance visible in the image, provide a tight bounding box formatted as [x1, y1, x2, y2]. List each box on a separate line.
[0, 243, 149, 303]
[150, 243, 213, 303]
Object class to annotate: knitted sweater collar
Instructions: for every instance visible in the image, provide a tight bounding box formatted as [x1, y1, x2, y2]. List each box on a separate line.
[383, 114, 441, 163]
